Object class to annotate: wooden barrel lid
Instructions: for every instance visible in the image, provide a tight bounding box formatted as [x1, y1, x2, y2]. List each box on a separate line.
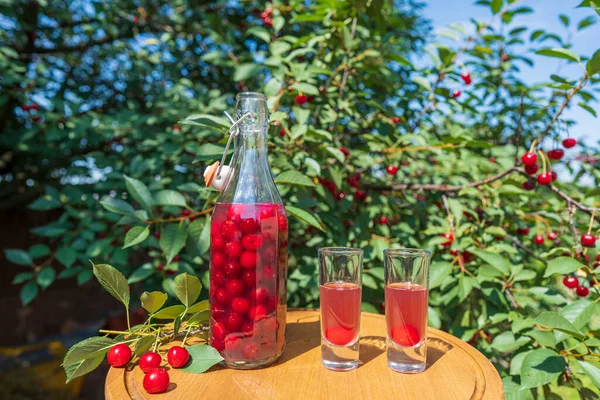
[105, 309, 503, 400]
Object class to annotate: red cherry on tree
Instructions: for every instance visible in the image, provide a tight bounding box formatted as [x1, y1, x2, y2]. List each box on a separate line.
[295, 94, 308, 105]
[441, 233, 454, 247]
[576, 286, 589, 297]
[521, 152, 537, 166]
[550, 171, 558, 181]
[263, 17, 273, 27]
[534, 235, 545, 245]
[537, 173, 552, 186]
[450, 249, 458, 257]
[516, 227, 529, 236]
[139, 352, 162, 373]
[562, 138, 577, 148]
[460, 72, 472, 85]
[167, 346, 189, 368]
[107, 344, 132, 367]
[548, 149, 564, 161]
[279, 129, 285, 137]
[386, 165, 399, 175]
[522, 180, 536, 191]
[391, 116, 403, 124]
[143, 368, 170, 394]
[379, 216, 389, 225]
[581, 234, 596, 248]
[563, 276, 578, 289]
[524, 164, 539, 175]
[547, 232, 558, 240]
[452, 89, 461, 98]
[339, 147, 349, 157]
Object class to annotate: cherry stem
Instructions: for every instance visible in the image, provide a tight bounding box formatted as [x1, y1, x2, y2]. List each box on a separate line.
[538, 149, 547, 174]
[529, 139, 538, 154]
[99, 329, 154, 337]
[587, 210, 596, 235]
[152, 328, 162, 353]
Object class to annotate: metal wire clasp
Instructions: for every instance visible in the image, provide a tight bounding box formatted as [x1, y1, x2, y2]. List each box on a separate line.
[215, 111, 251, 179]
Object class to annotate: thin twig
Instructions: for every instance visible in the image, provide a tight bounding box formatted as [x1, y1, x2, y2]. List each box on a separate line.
[505, 233, 547, 264]
[504, 289, 520, 309]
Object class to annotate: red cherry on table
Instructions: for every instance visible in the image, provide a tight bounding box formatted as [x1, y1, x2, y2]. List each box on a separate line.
[139, 352, 162, 373]
[581, 234, 596, 248]
[386, 165, 399, 175]
[521, 152, 538, 166]
[107, 344, 132, 367]
[547, 232, 558, 240]
[452, 89, 461, 98]
[563, 276, 579, 289]
[441, 233, 454, 247]
[524, 164, 539, 175]
[295, 94, 308, 105]
[563, 138, 577, 148]
[534, 235, 545, 245]
[576, 286, 590, 297]
[537, 173, 552, 186]
[391, 324, 421, 347]
[339, 147, 349, 157]
[548, 149, 565, 161]
[460, 72, 472, 85]
[231, 297, 251, 314]
[167, 346, 189, 368]
[143, 368, 170, 394]
[522, 180, 536, 191]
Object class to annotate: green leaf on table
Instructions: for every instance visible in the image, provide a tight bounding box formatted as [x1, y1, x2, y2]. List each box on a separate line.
[173, 315, 182, 336]
[20, 280, 38, 305]
[37, 267, 56, 289]
[62, 336, 117, 365]
[141, 291, 168, 314]
[154, 190, 187, 208]
[544, 257, 584, 277]
[123, 226, 150, 249]
[535, 48, 580, 62]
[92, 263, 130, 308]
[153, 305, 186, 320]
[5, 249, 33, 266]
[56, 247, 77, 268]
[180, 344, 223, 373]
[160, 223, 188, 264]
[187, 300, 209, 314]
[275, 170, 315, 187]
[134, 335, 155, 357]
[533, 311, 585, 340]
[578, 360, 600, 388]
[124, 175, 154, 211]
[29, 244, 51, 259]
[173, 273, 202, 307]
[520, 348, 565, 388]
[100, 196, 137, 217]
[473, 250, 510, 275]
[12, 272, 33, 284]
[286, 206, 325, 232]
[64, 354, 104, 384]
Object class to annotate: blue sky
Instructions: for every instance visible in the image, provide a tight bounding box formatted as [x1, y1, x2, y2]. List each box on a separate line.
[423, 0, 599, 146]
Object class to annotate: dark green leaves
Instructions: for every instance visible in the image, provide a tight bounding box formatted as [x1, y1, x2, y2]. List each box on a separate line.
[275, 171, 316, 187]
[64, 355, 105, 384]
[154, 190, 187, 207]
[473, 250, 510, 275]
[92, 263, 130, 308]
[544, 257, 584, 277]
[520, 349, 565, 388]
[123, 226, 150, 249]
[286, 206, 325, 232]
[5, 249, 33, 266]
[173, 273, 202, 308]
[56, 247, 77, 268]
[124, 175, 154, 211]
[100, 196, 137, 217]
[179, 344, 223, 374]
[160, 223, 188, 264]
[20, 280, 38, 305]
[37, 267, 56, 289]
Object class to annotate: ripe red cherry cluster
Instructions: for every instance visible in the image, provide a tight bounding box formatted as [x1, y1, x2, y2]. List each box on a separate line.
[562, 276, 590, 297]
[209, 203, 286, 362]
[260, 8, 273, 27]
[295, 93, 314, 106]
[521, 138, 578, 188]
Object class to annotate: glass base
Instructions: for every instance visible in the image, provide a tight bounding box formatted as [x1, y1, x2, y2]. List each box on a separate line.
[386, 337, 426, 374]
[222, 341, 285, 370]
[321, 337, 359, 372]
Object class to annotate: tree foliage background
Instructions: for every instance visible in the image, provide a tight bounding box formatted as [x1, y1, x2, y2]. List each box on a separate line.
[2, 0, 600, 396]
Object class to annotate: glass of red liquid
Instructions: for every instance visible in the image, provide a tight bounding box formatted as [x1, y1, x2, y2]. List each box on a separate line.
[319, 247, 363, 371]
[384, 248, 430, 373]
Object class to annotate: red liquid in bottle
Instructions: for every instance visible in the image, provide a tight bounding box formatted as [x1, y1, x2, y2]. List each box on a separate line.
[320, 282, 362, 346]
[385, 283, 428, 346]
[210, 202, 287, 363]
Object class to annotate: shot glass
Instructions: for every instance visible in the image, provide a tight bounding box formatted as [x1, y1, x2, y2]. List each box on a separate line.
[319, 247, 364, 371]
[384, 248, 430, 373]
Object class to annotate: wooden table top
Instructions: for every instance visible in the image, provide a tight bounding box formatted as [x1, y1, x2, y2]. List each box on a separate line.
[105, 309, 504, 400]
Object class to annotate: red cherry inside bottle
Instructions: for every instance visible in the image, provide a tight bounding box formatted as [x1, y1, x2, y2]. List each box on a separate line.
[581, 234, 596, 248]
[521, 152, 537, 166]
[563, 276, 578, 289]
[107, 344, 132, 368]
[562, 138, 577, 148]
[143, 368, 170, 394]
[167, 346, 190, 368]
[139, 351, 162, 373]
[460, 72, 472, 85]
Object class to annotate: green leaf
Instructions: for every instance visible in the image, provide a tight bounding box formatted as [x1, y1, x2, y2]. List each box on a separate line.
[556, 299, 596, 342]
[577, 15, 596, 30]
[234, 63, 262, 81]
[29, 244, 51, 259]
[124, 175, 154, 211]
[458, 275, 476, 301]
[544, 257, 584, 277]
[179, 344, 223, 373]
[411, 76, 432, 91]
[100, 196, 137, 217]
[187, 300, 209, 314]
[587, 49, 600, 75]
[29, 196, 61, 210]
[246, 27, 271, 43]
[578, 361, 600, 388]
[520, 349, 565, 389]
[533, 311, 585, 340]
[491, 0, 503, 14]
[188, 310, 210, 325]
[447, 198, 463, 226]
[535, 48, 580, 63]
[20, 281, 38, 305]
[37, 267, 56, 289]
[325, 146, 346, 163]
[64, 354, 104, 383]
[491, 331, 531, 352]
[473, 250, 510, 275]
[140, 291, 168, 314]
[12, 272, 33, 284]
[123, 226, 150, 249]
[154, 190, 187, 207]
[293, 82, 319, 95]
[183, 114, 229, 129]
[510, 351, 533, 375]
[134, 336, 155, 357]
[5, 249, 33, 266]
[579, 101, 597, 117]
[160, 223, 188, 264]
[62, 336, 117, 365]
[430, 262, 452, 289]
[128, 263, 155, 284]
[286, 206, 325, 232]
[275, 171, 316, 187]
[173, 273, 202, 308]
[56, 247, 77, 268]
[153, 305, 186, 320]
[559, 14, 570, 27]
[92, 263, 130, 308]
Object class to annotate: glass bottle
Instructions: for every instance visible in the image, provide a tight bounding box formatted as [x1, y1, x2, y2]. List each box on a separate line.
[209, 92, 288, 369]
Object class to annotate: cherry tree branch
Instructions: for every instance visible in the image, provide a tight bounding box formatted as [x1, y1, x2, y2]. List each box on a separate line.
[505, 233, 547, 264]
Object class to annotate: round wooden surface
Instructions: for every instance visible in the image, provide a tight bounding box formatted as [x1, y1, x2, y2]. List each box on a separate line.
[105, 310, 503, 400]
